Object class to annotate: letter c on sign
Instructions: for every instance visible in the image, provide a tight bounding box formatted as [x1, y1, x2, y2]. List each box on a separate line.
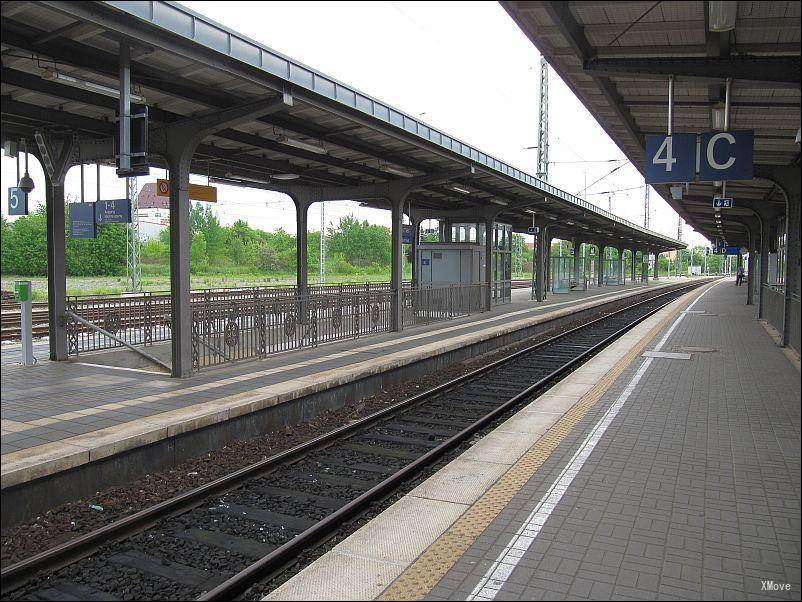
[707, 132, 736, 170]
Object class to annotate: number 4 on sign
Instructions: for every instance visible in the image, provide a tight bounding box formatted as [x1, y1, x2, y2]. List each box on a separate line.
[644, 134, 696, 184]
[653, 137, 676, 172]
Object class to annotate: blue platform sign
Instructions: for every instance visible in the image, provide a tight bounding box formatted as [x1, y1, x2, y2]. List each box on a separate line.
[95, 198, 132, 224]
[402, 224, 413, 244]
[712, 247, 725, 255]
[8, 187, 28, 216]
[527, 226, 540, 235]
[69, 203, 97, 239]
[699, 131, 754, 182]
[713, 197, 733, 209]
[644, 133, 696, 184]
[726, 245, 741, 255]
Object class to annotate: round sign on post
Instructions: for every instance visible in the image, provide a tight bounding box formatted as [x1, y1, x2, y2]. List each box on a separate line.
[158, 180, 170, 195]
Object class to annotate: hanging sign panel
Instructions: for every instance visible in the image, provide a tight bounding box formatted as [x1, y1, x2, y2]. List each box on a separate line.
[527, 226, 540, 234]
[156, 179, 217, 202]
[699, 131, 754, 182]
[713, 197, 733, 209]
[7, 187, 28, 216]
[726, 245, 741, 255]
[95, 199, 132, 224]
[402, 224, 413, 244]
[644, 133, 697, 184]
[69, 203, 97, 239]
[645, 131, 754, 184]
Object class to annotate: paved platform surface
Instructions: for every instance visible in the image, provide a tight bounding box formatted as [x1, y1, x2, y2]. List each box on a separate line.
[1, 279, 678, 488]
[266, 279, 800, 601]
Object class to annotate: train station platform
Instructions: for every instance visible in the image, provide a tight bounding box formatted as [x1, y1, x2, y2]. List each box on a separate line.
[265, 278, 801, 601]
[1, 279, 689, 525]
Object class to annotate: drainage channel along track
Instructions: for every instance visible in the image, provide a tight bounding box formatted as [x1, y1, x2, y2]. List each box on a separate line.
[1, 283, 704, 601]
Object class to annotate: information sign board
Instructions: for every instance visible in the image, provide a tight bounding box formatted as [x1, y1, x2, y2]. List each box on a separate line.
[69, 203, 97, 239]
[95, 199, 132, 224]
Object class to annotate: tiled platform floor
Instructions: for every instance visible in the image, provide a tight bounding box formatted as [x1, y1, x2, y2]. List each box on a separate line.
[426, 281, 801, 600]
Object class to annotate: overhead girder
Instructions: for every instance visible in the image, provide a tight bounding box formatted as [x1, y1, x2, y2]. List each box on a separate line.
[583, 56, 802, 87]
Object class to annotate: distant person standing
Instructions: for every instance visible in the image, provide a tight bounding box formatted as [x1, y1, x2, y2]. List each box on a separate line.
[736, 265, 744, 286]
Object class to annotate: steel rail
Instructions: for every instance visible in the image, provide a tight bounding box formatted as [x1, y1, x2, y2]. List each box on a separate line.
[0, 281, 706, 597]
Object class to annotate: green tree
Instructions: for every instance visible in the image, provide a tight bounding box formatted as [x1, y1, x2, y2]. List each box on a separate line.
[327, 215, 391, 267]
[2, 207, 48, 275]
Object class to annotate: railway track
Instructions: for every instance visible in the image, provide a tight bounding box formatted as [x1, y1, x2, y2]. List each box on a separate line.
[1, 281, 704, 601]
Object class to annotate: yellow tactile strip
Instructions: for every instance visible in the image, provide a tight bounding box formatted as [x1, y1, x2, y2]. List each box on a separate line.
[378, 283, 710, 601]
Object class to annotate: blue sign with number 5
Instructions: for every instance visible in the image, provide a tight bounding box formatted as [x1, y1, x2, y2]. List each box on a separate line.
[644, 134, 696, 184]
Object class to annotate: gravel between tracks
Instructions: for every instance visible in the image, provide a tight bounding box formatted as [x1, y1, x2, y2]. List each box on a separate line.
[1, 306, 621, 569]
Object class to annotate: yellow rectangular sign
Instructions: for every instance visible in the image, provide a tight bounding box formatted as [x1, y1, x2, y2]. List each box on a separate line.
[156, 179, 217, 203]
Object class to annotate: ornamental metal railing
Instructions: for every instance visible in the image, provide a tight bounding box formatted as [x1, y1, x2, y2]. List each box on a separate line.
[402, 284, 487, 327]
[190, 289, 394, 370]
[66, 291, 172, 354]
[65, 281, 407, 355]
[762, 283, 785, 339]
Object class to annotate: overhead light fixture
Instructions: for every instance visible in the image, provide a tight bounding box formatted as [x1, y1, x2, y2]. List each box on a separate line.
[524, 209, 537, 215]
[223, 172, 271, 185]
[565, 220, 574, 225]
[42, 68, 146, 103]
[489, 198, 508, 206]
[276, 135, 328, 155]
[270, 173, 300, 180]
[450, 185, 471, 194]
[708, 1, 738, 32]
[379, 164, 414, 178]
[710, 102, 726, 130]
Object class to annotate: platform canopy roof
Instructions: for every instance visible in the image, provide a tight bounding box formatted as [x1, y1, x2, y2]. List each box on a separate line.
[502, 1, 801, 248]
[1, 0, 684, 251]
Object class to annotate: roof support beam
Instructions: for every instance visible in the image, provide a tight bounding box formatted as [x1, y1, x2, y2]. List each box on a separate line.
[583, 56, 802, 86]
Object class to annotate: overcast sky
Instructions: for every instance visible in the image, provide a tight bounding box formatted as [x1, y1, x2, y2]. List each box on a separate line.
[1, 1, 706, 246]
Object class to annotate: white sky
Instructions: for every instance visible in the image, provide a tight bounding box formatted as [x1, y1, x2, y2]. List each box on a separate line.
[1, 1, 706, 246]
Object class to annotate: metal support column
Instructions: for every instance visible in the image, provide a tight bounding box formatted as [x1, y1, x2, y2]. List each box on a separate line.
[484, 217, 494, 311]
[631, 250, 637, 284]
[783, 196, 800, 347]
[758, 218, 770, 319]
[746, 230, 756, 305]
[572, 239, 581, 288]
[294, 199, 310, 298]
[617, 248, 624, 285]
[391, 198, 405, 330]
[653, 252, 659, 280]
[642, 251, 649, 283]
[596, 243, 605, 286]
[167, 153, 193, 377]
[45, 179, 67, 360]
[535, 228, 548, 302]
[410, 218, 420, 288]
